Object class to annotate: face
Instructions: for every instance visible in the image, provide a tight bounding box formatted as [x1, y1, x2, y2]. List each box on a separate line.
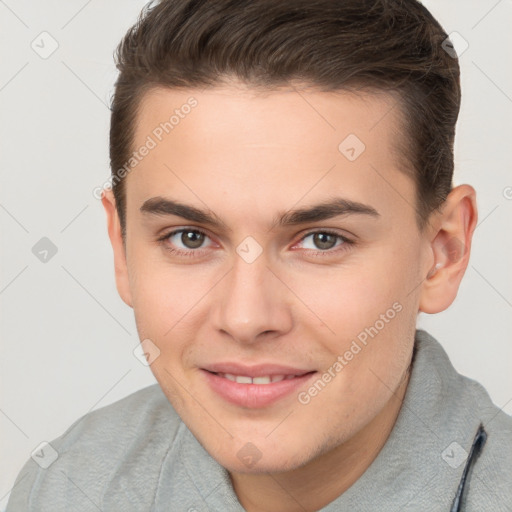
[109, 83, 433, 473]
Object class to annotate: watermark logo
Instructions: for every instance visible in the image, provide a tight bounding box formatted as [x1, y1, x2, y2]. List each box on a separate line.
[32, 237, 58, 263]
[237, 442, 263, 468]
[133, 338, 161, 366]
[338, 134, 366, 162]
[236, 236, 263, 264]
[31, 441, 58, 469]
[31, 31, 59, 59]
[441, 441, 468, 469]
[442, 237, 465, 264]
[442, 32, 469, 59]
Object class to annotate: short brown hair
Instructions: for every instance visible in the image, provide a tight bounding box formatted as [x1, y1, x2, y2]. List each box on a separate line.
[110, 0, 460, 239]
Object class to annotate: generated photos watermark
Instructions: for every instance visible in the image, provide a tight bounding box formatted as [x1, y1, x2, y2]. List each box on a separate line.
[298, 301, 403, 405]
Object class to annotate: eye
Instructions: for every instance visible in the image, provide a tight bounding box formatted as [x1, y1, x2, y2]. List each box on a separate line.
[158, 228, 213, 255]
[157, 228, 354, 258]
[296, 230, 353, 253]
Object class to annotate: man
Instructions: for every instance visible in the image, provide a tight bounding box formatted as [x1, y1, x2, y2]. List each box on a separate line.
[7, 0, 512, 510]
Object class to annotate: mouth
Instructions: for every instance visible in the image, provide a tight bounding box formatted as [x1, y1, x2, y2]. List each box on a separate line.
[201, 367, 317, 408]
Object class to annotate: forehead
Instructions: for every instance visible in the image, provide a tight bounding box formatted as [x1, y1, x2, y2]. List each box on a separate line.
[126, 83, 414, 230]
[134, 83, 402, 155]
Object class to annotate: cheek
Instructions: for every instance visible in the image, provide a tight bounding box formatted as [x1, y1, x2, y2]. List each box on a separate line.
[128, 245, 207, 320]
[127, 248, 223, 369]
[287, 248, 415, 396]
[286, 255, 408, 341]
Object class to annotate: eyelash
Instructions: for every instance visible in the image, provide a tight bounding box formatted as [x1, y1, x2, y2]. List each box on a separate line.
[157, 228, 355, 258]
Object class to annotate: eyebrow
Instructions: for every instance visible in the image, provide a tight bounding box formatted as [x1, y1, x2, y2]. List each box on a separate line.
[140, 196, 380, 230]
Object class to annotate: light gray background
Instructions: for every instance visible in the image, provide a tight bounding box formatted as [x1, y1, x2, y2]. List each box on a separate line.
[1, 0, 511, 508]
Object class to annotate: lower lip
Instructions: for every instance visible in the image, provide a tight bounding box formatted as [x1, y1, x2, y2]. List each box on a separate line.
[201, 369, 317, 408]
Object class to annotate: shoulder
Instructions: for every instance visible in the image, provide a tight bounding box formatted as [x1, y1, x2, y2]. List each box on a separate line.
[456, 374, 512, 509]
[413, 330, 512, 508]
[6, 383, 183, 512]
[54, 382, 179, 453]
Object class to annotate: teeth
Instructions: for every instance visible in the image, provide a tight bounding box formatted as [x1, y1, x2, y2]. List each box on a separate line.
[217, 373, 296, 384]
[252, 376, 271, 384]
[235, 375, 252, 384]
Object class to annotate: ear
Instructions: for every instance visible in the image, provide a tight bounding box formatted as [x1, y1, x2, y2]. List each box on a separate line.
[101, 188, 133, 308]
[418, 184, 478, 314]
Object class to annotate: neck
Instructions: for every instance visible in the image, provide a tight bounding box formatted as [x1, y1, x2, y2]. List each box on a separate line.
[229, 366, 411, 512]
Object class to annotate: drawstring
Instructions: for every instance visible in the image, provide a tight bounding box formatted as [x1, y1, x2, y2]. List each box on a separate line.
[449, 423, 487, 511]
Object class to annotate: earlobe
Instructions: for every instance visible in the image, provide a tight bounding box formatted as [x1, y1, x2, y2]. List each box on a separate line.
[418, 185, 478, 314]
[101, 188, 133, 308]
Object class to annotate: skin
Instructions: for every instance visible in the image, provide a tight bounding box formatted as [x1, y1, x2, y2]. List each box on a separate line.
[102, 82, 477, 512]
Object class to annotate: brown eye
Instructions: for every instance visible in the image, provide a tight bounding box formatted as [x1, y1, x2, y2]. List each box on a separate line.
[161, 228, 213, 253]
[311, 232, 338, 250]
[299, 231, 345, 251]
[180, 230, 205, 249]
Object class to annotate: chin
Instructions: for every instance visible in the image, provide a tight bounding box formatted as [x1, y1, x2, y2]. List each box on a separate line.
[211, 442, 314, 475]
[224, 457, 305, 475]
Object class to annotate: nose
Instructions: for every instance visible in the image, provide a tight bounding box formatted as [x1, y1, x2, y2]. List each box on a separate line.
[212, 253, 293, 345]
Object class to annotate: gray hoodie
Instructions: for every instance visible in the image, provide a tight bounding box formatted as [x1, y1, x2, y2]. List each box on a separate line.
[6, 329, 512, 511]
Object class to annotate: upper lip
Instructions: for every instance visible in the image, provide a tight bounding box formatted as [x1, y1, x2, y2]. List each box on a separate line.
[202, 362, 315, 377]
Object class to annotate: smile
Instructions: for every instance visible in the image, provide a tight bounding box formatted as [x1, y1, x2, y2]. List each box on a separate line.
[201, 369, 317, 408]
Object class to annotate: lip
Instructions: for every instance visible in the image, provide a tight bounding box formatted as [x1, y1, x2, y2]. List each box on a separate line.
[201, 366, 317, 408]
